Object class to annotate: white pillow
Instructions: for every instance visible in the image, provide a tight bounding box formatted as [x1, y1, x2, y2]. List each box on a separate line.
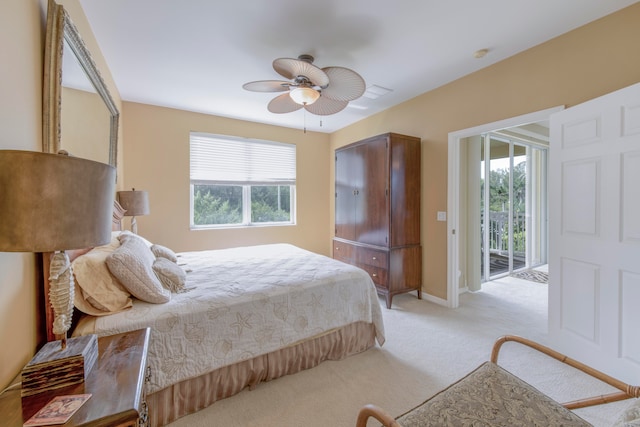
[106, 232, 170, 304]
[113, 230, 153, 247]
[151, 244, 178, 263]
[153, 257, 187, 293]
[72, 236, 133, 316]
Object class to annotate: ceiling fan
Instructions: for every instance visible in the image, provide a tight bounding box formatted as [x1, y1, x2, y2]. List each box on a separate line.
[243, 54, 365, 116]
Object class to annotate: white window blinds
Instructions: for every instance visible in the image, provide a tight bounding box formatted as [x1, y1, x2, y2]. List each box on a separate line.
[190, 133, 296, 185]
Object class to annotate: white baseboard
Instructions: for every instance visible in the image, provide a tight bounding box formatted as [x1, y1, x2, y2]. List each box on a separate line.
[421, 292, 450, 307]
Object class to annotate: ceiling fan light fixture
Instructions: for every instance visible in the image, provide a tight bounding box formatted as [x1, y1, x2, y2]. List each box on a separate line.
[290, 86, 320, 105]
[244, 54, 364, 116]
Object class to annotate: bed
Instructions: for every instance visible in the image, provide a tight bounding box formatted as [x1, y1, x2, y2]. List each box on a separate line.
[40, 205, 385, 426]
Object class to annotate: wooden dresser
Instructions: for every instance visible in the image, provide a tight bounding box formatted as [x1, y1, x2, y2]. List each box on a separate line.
[333, 132, 422, 308]
[0, 328, 151, 427]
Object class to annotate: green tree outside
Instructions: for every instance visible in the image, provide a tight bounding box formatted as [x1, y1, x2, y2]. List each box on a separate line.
[481, 159, 527, 252]
[193, 184, 291, 225]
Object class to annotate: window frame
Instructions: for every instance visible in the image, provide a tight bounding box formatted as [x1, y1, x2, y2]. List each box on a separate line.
[189, 133, 297, 229]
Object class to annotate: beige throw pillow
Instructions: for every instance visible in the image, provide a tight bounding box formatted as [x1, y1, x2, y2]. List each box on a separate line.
[106, 233, 171, 304]
[72, 236, 133, 316]
[153, 257, 187, 293]
[151, 244, 178, 263]
[116, 230, 153, 247]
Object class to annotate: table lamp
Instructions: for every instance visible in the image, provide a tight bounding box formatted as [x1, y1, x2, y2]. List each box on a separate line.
[0, 150, 115, 395]
[117, 188, 149, 234]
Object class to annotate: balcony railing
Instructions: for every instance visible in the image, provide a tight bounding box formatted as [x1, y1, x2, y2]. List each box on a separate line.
[482, 211, 526, 256]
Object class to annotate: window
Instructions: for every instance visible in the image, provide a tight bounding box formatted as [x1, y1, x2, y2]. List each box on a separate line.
[190, 132, 296, 228]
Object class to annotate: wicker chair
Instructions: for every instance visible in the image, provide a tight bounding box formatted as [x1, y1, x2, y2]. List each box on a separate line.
[356, 335, 640, 427]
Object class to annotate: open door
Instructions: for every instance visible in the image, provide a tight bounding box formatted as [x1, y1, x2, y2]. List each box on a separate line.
[548, 82, 640, 384]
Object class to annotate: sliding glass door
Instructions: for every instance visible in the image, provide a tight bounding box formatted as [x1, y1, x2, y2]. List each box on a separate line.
[480, 134, 548, 281]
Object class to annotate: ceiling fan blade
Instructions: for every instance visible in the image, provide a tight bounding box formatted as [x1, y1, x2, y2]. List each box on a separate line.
[321, 67, 366, 102]
[304, 96, 348, 116]
[268, 93, 303, 114]
[273, 58, 329, 87]
[243, 80, 290, 92]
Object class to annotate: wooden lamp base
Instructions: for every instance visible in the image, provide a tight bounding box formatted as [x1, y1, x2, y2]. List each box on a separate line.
[21, 334, 98, 397]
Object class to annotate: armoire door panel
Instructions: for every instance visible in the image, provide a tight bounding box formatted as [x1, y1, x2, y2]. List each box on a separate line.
[390, 136, 421, 247]
[335, 147, 357, 240]
[357, 137, 388, 246]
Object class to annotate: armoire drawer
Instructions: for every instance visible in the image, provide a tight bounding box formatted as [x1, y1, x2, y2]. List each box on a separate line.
[358, 264, 388, 286]
[354, 247, 388, 268]
[333, 240, 354, 260]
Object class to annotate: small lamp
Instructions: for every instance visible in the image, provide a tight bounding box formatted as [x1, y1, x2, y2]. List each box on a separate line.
[0, 150, 115, 395]
[117, 188, 149, 234]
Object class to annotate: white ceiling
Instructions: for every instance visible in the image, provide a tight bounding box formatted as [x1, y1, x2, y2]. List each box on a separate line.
[78, 0, 637, 133]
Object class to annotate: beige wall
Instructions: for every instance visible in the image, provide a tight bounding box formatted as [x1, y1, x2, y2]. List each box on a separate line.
[0, 0, 122, 389]
[122, 102, 331, 255]
[330, 3, 640, 300]
[0, 0, 43, 392]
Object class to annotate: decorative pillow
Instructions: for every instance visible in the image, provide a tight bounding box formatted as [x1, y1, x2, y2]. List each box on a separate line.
[115, 230, 153, 247]
[153, 257, 187, 293]
[613, 399, 640, 427]
[106, 232, 170, 304]
[151, 244, 178, 263]
[72, 236, 133, 316]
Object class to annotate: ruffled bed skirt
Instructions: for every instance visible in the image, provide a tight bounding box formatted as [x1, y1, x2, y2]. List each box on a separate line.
[147, 321, 377, 426]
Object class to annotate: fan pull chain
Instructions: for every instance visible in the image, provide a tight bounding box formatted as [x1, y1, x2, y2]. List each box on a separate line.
[303, 109, 307, 134]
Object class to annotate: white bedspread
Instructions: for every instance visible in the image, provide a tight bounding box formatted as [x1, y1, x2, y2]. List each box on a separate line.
[74, 244, 385, 393]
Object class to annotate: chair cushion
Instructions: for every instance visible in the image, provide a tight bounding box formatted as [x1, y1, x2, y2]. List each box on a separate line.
[612, 399, 640, 427]
[396, 362, 591, 426]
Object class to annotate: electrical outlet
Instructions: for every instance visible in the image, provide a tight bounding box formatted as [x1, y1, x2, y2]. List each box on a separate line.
[437, 211, 447, 221]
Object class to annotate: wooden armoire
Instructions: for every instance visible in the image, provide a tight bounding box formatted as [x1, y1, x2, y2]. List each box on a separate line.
[333, 132, 422, 308]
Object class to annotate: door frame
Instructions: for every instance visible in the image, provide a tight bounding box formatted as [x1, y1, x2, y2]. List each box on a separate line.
[446, 106, 563, 308]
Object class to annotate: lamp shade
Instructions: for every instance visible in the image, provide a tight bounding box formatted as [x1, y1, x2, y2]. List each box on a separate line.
[117, 189, 150, 216]
[0, 150, 116, 252]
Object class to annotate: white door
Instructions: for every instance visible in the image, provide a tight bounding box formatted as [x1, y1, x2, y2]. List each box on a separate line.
[549, 82, 640, 384]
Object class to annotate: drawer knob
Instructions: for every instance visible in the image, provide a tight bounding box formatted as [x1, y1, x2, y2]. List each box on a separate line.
[372, 256, 377, 260]
[372, 273, 377, 277]
[335, 247, 339, 250]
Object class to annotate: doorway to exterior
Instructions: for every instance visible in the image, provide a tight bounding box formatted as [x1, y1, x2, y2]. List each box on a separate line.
[479, 133, 548, 282]
[446, 106, 562, 308]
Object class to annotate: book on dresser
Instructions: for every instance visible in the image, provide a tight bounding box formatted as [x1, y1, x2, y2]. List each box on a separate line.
[333, 132, 422, 309]
[23, 394, 92, 426]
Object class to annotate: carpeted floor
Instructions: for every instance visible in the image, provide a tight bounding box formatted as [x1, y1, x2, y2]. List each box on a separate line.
[166, 276, 627, 427]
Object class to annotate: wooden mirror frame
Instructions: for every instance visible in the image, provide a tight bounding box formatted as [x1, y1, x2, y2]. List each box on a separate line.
[42, 0, 119, 168]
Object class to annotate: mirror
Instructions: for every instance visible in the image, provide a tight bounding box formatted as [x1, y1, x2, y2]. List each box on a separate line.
[43, 0, 119, 168]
